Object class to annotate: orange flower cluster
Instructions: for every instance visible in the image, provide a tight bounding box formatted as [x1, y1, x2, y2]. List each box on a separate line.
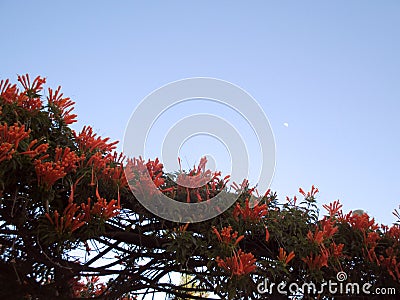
[16, 74, 46, 111]
[20, 139, 49, 158]
[277, 247, 295, 265]
[340, 212, 383, 265]
[45, 198, 85, 235]
[362, 231, 381, 264]
[74, 127, 125, 186]
[322, 200, 343, 218]
[212, 224, 257, 277]
[307, 227, 325, 246]
[125, 156, 230, 203]
[302, 249, 330, 271]
[125, 157, 171, 198]
[233, 197, 268, 222]
[144, 157, 164, 187]
[330, 242, 344, 258]
[176, 157, 211, 188]
[0, 74, 46, 111]
[46, 186, 120, 235]
[304, 217, 343, 270]
[0, 142, 14, 163]
[70, 276, 107, 298]
[81, 187, 120, 221]
[0, 123, 31, 162]
[216, 249, 257, 277]
[90, 196, 120, 220]
[285, 195, 298, 206]
[47, 86, 77, 124]
[101, 153, 125, 185]
[378, 247, 400, 282]
[342, 211, 379, 232]
[1, 75, 45, 109]
[231, 178, 250, 194]
[101, 152, 127, 186]
[212, 226, 244, 246]
[35, 160, 66, 189]
[386, 224, 400, 241]
[1, 75, 46, 111]
[55, 146, 84, 173]
[299, 185, 319, 198]
[307, 218, 338, 247]
[18, 74, 46, 94]
[2, 74, 78, 124]
[34, 147, 83, 189]
[74, 126, 118, 153]
[175, 157, 229, 202]
[0, 78, 18, 103]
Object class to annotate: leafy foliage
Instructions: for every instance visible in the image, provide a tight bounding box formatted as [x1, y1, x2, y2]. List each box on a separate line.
[0, 75, 399, 299]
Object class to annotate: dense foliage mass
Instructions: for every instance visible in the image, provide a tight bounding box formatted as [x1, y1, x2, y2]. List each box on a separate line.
[0, 75, 399, 299]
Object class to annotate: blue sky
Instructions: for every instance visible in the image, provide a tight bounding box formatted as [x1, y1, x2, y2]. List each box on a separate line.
[1, 1, 400, 225]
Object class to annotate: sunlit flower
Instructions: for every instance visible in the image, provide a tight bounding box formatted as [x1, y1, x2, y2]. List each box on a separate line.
[74, 126, 118, 153]
[47, 86, 77, 124]
[286, 195, 298, 206]
[16, 74, 46, 111]
[322, 200, 343, 218]
[91, 196, 120, 220]
[1, 74, 45, 111]
[233, 197, 268, 222]
[299, 185, 319, 198]
[18, 74, 46, 93]
[0, 78, 18, 103]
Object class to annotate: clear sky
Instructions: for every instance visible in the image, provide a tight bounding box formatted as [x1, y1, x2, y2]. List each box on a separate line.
[1, 0, 400, 225]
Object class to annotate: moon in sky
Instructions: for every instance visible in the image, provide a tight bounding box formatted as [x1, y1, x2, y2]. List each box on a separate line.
[283, 122, 289, 127]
